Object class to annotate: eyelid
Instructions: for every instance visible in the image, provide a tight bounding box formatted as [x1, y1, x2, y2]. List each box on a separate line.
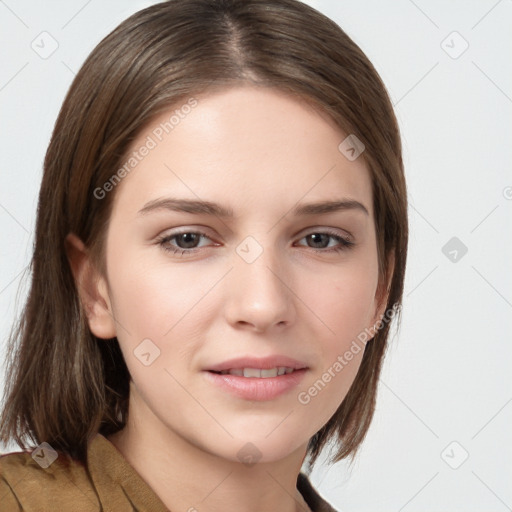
[155, 225, 353, 244]
[155, 226, 215, 241]
[158, 229, 215, 245]
[299, 226, 354, 242]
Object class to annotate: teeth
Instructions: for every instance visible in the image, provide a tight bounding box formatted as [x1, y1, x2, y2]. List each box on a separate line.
[218, 367, 295, 378]
[243, 368, 261, 378]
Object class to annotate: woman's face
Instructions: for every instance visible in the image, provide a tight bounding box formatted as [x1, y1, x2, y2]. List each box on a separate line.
[93, 85, 384, 463]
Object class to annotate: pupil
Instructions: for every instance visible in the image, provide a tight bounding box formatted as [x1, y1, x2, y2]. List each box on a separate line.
[179, 233, 198, 248]
[310, 233, 328, 248]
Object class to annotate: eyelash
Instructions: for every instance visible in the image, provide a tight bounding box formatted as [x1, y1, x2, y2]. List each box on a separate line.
[155, 229, 355, 257]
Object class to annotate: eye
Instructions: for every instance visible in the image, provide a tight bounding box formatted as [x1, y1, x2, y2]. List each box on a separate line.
[155, 228, 355, 257]
[156, 230, 213, 256]
[296, 230, 355, 253]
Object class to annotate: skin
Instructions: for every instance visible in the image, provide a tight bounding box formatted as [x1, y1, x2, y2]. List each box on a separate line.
[67, 85, 390, 512]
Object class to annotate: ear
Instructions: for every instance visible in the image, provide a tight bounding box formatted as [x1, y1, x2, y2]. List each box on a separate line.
[369, 248, 396, 338]
[65, 232, 117, 339]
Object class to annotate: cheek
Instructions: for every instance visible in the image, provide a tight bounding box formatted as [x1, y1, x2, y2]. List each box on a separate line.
[294, 265, 377, 421]
[105, 254, 214, 396]
[107, 250, 215, 340]
[304, 260, 379, 344]
[107, 238, 378, 354]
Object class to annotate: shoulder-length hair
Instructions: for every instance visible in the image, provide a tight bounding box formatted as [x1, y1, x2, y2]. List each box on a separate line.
[0, 0, 407, 469]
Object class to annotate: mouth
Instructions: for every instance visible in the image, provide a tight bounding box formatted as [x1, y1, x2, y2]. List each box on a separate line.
[204, 356, 308, 401]
[209, 367, 297, 378]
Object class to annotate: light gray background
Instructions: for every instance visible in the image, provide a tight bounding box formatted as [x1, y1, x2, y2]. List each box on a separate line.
[1, 1, 511, 510]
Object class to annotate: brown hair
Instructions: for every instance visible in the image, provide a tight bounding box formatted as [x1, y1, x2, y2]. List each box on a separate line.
[0, 0, 407, 469]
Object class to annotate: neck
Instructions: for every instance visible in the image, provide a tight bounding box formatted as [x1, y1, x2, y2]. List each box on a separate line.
[107, 387, 312, 512]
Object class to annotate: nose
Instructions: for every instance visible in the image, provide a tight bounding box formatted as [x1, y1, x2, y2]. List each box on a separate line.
[223, 241, 296, 333]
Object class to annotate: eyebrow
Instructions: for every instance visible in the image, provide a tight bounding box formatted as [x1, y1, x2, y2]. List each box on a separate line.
[137, 197, 369, 218]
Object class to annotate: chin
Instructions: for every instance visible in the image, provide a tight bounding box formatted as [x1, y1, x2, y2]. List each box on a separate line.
[209, 430, 308, 465]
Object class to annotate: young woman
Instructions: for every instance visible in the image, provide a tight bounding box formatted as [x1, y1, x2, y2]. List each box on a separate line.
[0, 0, 408, 510]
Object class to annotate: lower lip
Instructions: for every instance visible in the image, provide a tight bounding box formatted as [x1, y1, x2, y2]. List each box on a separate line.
[203, 369, 308, 401]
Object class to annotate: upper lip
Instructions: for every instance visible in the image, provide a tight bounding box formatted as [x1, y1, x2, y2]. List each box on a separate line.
[206, 355, 308, 372]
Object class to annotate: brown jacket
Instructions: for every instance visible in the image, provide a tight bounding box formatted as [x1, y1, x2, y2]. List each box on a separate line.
[0, 434, 337, 511]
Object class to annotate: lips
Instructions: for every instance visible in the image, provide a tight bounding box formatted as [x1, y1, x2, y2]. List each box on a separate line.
[206, 355, 308, 373]
[204, 355, 309, 401]
[212, 367, 295, 377]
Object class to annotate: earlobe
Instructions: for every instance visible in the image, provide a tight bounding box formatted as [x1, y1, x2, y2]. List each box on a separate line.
[369, 248, 395, 339]
[371, 295, 389, 333]
[65, 232, 117, 339]
[367, 290, 389, 342]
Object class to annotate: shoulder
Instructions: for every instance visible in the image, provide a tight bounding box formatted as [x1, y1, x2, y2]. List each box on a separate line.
[0, 434, 169, 512]
[0, 447, 100, 511]
[297, 472, 339, 512]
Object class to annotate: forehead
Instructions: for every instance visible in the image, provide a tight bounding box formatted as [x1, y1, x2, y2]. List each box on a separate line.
[110, 85, 373, 220]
